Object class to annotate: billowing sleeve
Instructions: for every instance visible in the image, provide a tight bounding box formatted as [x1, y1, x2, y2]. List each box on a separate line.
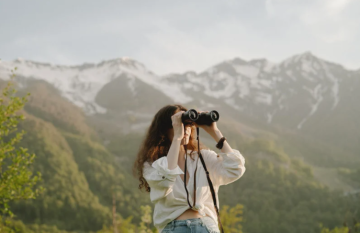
[201, 149, 246, 186]
[143, 157, 184, 202]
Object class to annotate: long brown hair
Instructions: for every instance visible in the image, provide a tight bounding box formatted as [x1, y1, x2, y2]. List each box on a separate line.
[133, 104, 206, 192]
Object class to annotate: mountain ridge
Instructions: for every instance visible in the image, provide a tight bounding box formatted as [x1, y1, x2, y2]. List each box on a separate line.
[1, 51, 359, 165]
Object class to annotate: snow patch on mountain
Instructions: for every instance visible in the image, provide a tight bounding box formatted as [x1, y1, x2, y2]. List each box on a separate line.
[236, 77, 250, 99]
[319, 60, 340, 110]
[263, 61, 276, 72]
[255, 92, 272, 105]
[302, 60, 318, 75]
[266, 109, 277, 123]
[286, 70, 296, 81]
[119, 65, 192, 103]
[127, 75, 137, 96]
[203, 72, 236, 98]
[298, 84, 324, 129]
[234, 65, 259, 77]
[277, 94, 286, 110]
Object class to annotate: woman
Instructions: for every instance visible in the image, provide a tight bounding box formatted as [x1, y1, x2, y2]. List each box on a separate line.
[134, 104, 246, 233]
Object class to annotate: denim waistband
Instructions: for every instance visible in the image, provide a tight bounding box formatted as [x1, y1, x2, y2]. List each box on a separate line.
[165, 217, 204, 228]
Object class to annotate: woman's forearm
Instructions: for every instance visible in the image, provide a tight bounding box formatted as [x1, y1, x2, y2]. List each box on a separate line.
[207, 129, 233, 153]
[167, 138, 182, 170]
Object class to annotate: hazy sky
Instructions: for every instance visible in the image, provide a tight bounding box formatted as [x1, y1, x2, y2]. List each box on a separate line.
[0, 0, 359, 74]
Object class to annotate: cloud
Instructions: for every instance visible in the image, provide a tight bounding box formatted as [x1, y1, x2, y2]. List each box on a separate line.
[265, 0, 275, 16]
[136, 21, 235, 74]
[135, 18, 271, 75]
[326, 0, 352, 15]
[263, 0, 358, 44]
[299, 0, 358, 43]
[1, 0, 359, 73]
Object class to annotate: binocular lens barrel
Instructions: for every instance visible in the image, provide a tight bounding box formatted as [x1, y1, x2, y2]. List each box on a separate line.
[197, 110, 220, 126]
[181, 109, 220, 126]
[209, 111, 219, 121]
[181, 109, 199, 123]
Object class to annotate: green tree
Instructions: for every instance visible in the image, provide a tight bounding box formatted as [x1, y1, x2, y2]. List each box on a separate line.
[138, 205, 153, 233]
[97, 205, 156, 233]
[0, 71, 42, 217]
[320, 224, 349, 233]
[220, 204, 244, 233]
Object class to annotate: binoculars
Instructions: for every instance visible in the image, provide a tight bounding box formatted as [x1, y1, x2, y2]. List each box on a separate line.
[181, 109, 220, 126]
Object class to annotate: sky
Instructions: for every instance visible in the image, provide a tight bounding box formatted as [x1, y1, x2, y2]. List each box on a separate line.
[0, 0, 359, 75]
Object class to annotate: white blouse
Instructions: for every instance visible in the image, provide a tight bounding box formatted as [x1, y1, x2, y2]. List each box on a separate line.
[143, 148, 246, 233]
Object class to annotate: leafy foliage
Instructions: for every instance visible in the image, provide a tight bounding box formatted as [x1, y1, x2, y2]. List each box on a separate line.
[0, 77, 42, 217]
[96, 205, 155, 233]
[338, 168, 360, 187]
[320, 225, 349, 233]
[10, 114, 112, 231]
[220, 204, 243, 233]
[0, 218, 75, 233]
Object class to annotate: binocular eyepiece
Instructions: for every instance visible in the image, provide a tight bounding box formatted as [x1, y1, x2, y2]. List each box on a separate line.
[181, 109, 220, 126]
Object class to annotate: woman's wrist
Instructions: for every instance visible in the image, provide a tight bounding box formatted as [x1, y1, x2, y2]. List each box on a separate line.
[172, 137, 183, 143]
[168, 137, 182, 170]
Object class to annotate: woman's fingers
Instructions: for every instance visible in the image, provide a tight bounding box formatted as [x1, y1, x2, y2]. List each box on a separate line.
[171, 111, 185, 127]
[171, 111, 184, 120]
[172, 111, 184, 118]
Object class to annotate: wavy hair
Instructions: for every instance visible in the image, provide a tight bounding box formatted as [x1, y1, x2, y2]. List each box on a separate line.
[133, 104, 206, 192]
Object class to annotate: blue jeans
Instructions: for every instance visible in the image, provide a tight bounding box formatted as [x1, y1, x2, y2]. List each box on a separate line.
[161, 216, 220, 233]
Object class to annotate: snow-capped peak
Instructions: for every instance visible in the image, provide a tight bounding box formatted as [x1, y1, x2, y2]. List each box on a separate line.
[0, 57, 191, 114]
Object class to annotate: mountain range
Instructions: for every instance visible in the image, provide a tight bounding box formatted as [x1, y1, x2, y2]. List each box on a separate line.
[1, 52, 359, 170]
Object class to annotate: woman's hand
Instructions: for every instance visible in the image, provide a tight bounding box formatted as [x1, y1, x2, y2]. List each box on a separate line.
[195, 110, 234, 153]
[194, 111, 219, 134]
[171, 111, 185, 141]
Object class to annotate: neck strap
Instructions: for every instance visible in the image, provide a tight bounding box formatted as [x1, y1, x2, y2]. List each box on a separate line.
[183, 127, 224, 233]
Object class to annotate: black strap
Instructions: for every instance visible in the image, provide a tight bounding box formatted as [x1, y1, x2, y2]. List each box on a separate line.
[183, 125, 198, 209]
[183, 144, 194, 208]
[196, 127, 225, 233]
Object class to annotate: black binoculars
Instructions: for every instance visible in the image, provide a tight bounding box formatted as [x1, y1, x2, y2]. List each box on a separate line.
[181, 109, 220, 126]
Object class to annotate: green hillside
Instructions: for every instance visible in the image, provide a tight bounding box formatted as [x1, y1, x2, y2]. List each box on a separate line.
[5, 81, 146, 232]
